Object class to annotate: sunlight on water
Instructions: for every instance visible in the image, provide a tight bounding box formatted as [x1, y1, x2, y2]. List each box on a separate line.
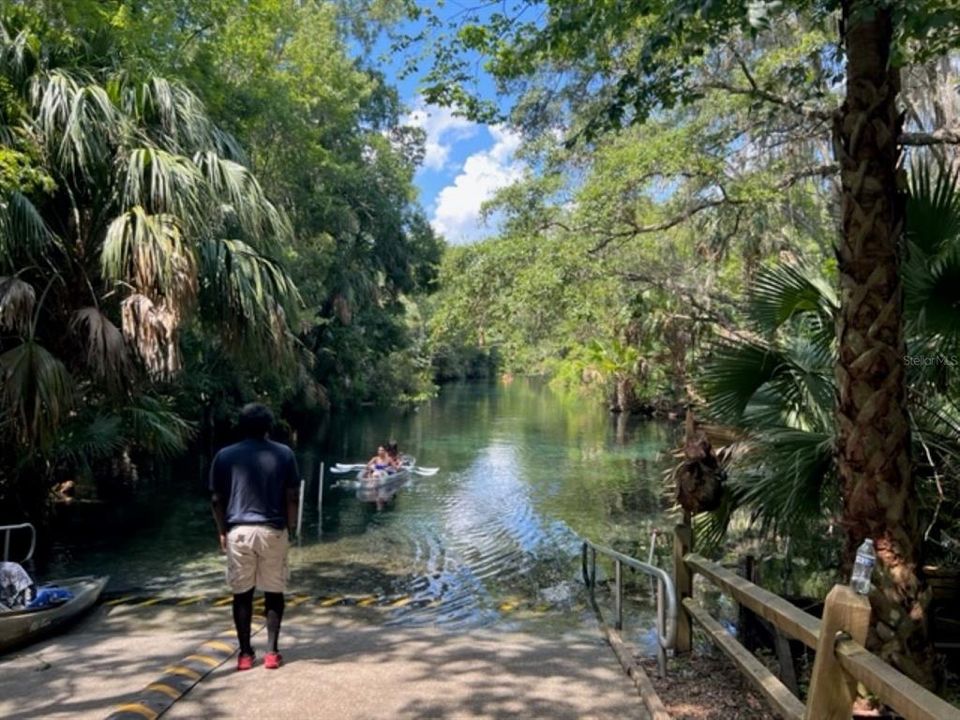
[49, 379, 677, 644]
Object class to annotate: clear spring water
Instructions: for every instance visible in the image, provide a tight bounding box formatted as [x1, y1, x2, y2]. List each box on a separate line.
[48, 379, 677, 645]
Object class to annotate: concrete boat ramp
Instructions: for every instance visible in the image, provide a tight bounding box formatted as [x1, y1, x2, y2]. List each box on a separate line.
[0, 603, 648, 719]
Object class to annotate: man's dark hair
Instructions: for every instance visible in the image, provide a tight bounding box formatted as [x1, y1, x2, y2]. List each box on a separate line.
[238, 403, 273, 439]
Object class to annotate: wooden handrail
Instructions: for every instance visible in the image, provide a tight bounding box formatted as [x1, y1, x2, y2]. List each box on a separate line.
[684, 552, 820, 649]
[836, 639, 960, 720]
[683, 598, 804, 720]
[683, 550, 960, 720]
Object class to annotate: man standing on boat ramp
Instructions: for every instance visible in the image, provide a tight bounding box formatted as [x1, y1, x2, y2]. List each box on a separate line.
[210, 403, 299, 671]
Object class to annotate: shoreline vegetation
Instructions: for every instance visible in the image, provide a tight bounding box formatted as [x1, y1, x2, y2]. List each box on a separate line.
[2, 0, 959, 711]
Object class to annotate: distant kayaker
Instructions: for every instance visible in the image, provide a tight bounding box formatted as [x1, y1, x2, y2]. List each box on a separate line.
[365, 446, 391, 476]
[210, 403, 299, 671]
[386, 441, 402, 468]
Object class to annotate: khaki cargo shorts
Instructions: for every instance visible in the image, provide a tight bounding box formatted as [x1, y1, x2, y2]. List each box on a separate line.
[225, 525, 289, 593]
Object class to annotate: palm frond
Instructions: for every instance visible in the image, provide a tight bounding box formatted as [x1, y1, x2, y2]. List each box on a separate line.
[0, 339, 74, 446]
[767, 331, 834, 430]
[198, 238, 301, 342]
[0, 276, 35, 333]
[728, 428, 833, 535]
[123, 148, 205, 223]
[70, 307, 133, 389]
[0, 27, 37, 88]
[748, 262, 836, 349]
[904, 161, 960, 352]
[193, 151, 289, 246]
[52, 413, 124, 465]
[120, 395, 194, 458]
[907, 160, 960, 257]
[0, 191, 59, 267]
[111, 76, 239, 158]
[693, 489, 737, 553]
[102, 207, 198, 313]
[30, 71, 121, 180]
[119, 293, 181, 378]
[700, 339, 784, 424]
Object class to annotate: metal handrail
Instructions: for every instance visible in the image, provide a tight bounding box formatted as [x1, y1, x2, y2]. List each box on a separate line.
[1, 523, 36, 563]
[581, 537, 677, 677]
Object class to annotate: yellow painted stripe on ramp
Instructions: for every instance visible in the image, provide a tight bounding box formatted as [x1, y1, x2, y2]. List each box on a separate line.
[287, 594, 311, 607]
[176, 596, 205, 606]
[184, 654, 220, 668]
[164, 665, 201, 681]
[390, 596, 413, 608]
[105, 595, 135, 606]
[145, 683, 181, 700]
[212, 596, 233, 607]
[111, 703, 158, 719]
[132, 597, 164, 608]
[357, 596, 377, 606]
[320, 596, 342, 607]
[111, 623, 264, 719]
[202, 640, 234, 654]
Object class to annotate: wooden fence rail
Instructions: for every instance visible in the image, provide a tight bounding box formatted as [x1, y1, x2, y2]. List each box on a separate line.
[674, 524, 960, 720]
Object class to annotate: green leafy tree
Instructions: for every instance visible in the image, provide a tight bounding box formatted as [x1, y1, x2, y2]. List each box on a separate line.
[417, 0, 960, 682]
[0, 12, 299, 515]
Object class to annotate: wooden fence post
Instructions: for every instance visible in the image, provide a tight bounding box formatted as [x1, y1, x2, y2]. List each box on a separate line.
[805, 584, 871, 720]
[674, 523, 693, 654]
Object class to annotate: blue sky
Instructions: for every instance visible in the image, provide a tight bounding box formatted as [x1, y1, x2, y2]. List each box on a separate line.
[366, 10, 525, 245]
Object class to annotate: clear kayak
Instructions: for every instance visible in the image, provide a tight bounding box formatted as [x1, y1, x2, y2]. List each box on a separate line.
[356, 455, 415, 485]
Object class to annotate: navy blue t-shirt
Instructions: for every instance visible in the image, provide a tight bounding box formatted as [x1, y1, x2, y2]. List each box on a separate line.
[209, 439, 299, 529]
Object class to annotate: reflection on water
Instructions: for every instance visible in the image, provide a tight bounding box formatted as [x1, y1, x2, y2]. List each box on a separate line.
[49, 380, 676, 640]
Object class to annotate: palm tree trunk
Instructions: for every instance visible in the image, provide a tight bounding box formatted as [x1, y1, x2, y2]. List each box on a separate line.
[834, 1, 932, 685]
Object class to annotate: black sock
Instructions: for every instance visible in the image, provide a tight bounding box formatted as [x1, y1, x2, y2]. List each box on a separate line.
[264, 592, 284, 653]
[233, 588, 255, 656]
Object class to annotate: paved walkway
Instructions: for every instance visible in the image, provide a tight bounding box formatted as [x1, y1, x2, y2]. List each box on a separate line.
[0, 604, 648, 719]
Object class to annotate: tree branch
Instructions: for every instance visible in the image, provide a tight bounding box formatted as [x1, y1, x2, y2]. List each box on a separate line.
[699, 81, 833, 122]
[901, 128, 960, 146]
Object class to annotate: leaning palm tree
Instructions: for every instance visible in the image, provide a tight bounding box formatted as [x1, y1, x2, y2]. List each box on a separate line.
[0, 21, 300, 506]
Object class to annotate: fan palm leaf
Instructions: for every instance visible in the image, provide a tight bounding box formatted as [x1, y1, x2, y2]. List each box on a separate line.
[193, 151, 289, 247]
[0, 191, 59, 267]
[0, 339, 74, 446]
[123, 148, 206, 225]
[748, 262, 837, 352]
[904, 161, 960, 358]
[70, 307, 132, 390]
[102, 207, 198, 314]
[110, 75, 242, 159]
[30, 71, 121, 181]
[52, 413, 124, 466]
[729, 428, 834, 534]
[700, 339, 785, 424]
[0, 25, 37, 89]
[120, 396, 193, 458]
[0, 276, 35, 333]
[198, 237, 300, 340]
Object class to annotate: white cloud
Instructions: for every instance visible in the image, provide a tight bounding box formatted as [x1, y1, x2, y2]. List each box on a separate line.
[403, 102, 477, 172]
[431, 125, 524, 244]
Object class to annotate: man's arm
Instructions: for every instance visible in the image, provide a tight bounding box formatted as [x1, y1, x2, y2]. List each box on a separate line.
[211, 494, 228, 552]
[286, 449, 300, 535]
[209, 454, 227, 552]
[286, 488, 298, 536]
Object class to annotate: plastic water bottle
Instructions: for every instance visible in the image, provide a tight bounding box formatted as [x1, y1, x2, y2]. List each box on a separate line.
[850, 538, 876, 595]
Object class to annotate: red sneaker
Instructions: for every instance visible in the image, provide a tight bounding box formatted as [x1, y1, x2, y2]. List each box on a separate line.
[237, 653, 255, 671]
[264, 652, 283, 669]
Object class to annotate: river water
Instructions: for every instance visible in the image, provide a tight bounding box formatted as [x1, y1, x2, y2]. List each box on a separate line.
[50, 380, 677, 644]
